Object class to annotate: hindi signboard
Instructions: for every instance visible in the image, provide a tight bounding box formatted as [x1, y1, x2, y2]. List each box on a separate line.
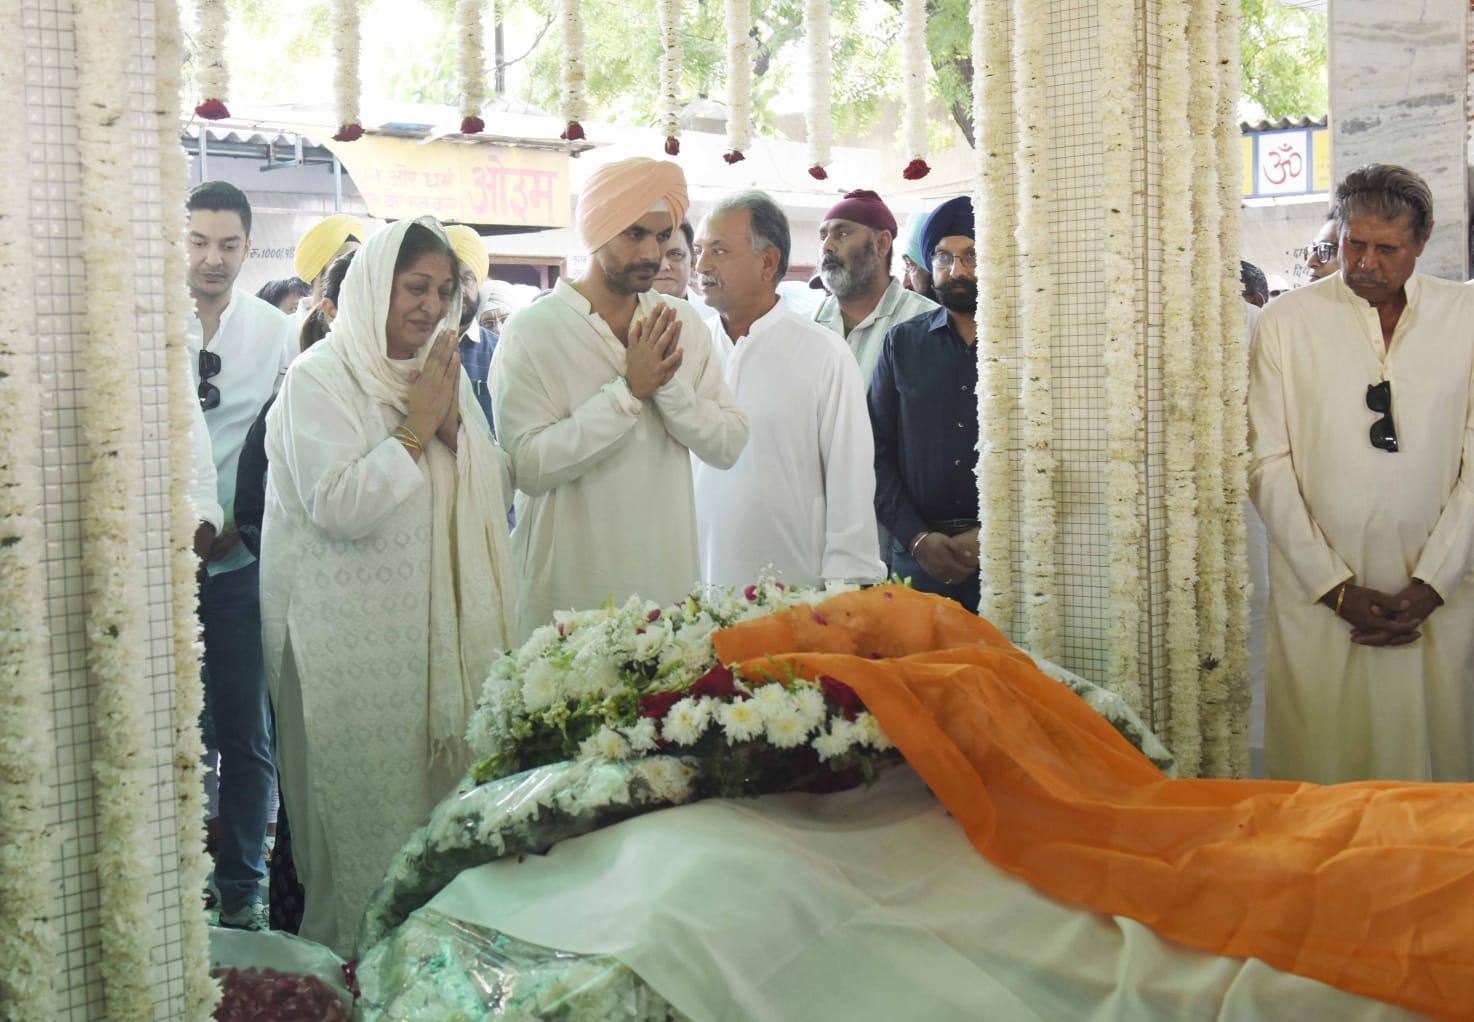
[1243, 126, 1331, 199]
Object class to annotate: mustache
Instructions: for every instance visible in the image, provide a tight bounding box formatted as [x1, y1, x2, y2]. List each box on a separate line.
[623, 261, 661, 276]
[1346, 274, 1389, 286]
[698, 273, 722, 288]
[821, 255, 845, 270]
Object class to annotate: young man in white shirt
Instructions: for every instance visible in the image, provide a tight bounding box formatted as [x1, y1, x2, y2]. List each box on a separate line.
[693, 191, 884, 590]
[185, 181, 296, 929]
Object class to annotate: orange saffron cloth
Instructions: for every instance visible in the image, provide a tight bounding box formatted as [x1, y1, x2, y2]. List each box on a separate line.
[712, 586, 1474, 1021]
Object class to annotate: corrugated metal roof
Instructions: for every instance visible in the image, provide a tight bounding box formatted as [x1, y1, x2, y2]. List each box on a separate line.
[1240, 115, 1330, 133]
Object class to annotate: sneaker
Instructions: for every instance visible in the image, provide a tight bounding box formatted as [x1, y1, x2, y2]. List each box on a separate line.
[218, 901, 269, 932]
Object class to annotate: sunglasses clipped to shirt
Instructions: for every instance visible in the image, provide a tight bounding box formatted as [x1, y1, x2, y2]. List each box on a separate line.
[198, 349, 222, 411]
[1366, 380, 1397, 454]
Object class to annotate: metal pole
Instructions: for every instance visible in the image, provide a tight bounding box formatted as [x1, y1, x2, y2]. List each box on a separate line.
[332, 154, 343, 212]
[199, 130, 209, 181]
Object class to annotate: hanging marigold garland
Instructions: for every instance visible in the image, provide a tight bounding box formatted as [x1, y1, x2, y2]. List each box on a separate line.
[559, 0, 587, 140]
[457, 0, 486, 134]
[192, 0, 230, 118]
[332, 0, 364, 140]
[658, 0, 683, 154]
[804, 0, 832, 179]
[723, 0, 752, 163]
[900, 0, 930, 179]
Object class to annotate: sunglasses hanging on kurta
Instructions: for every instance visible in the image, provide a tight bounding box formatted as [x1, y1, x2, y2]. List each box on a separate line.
[1366, 380, 1398, 453]
[198, 349, 222, 411]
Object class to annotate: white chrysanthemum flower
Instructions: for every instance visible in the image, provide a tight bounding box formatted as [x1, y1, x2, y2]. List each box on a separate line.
[661, 696, 712, 746]
[633, 619, 673, 661]
[518, 623, 561, 665]
[717, 699, 765, 743]
[566, 652, 621, 699]
[621, 717, 660, 753]
[853, 712, 895, 751]
[520, 659, 563, 712]
[582, 764, 633, 807]
[764, 704, 811, 748]
[577, 725, 632, 762]
[751, 682, 792, 720]
[637, 757, 696, 802]
[812, 717, 858, 761]
[791, 685, 827, 732]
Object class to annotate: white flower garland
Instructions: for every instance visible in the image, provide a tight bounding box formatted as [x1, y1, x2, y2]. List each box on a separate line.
[901, 0, 930, 178]
[332, 0, 364, 140]
[1010, 0, 1058, 659]
[1157, 0, 1202, 777]
[1187, 0, 1228, 776]
[658, 0, 683, 153]
[156, 0, 223, 1013]
[724, 0, 752, 161]
[192, 0, 229, 118]
[971, 0, 1014, 628]
[0, 2, 57, 1015]
[1098, 0, 1144, 714]
[457, 0, 486, 133]
[803, 0, 832, 178]
[559, 0, 587, 140]
[77, 0, 158, 1014]
[1216, 0, 1252, 779]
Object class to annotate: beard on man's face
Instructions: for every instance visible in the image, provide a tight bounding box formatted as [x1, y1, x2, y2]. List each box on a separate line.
[936, 278, 978, 315]
[819, 240, 880, 301]
[605, 258, 662, 295]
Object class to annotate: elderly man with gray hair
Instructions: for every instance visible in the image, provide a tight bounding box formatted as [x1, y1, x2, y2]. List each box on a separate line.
[692, 191, 885, 590]
[1248, 163, 1474, 784]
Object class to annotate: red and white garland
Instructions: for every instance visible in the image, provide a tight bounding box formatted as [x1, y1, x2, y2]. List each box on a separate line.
[192, 0, 230, 119]
[332, 0, 364, 140]
[559, 0, 587, 140]
[457, 0, 486, 134]
[659, 0, 683, 154]
[723, 0, 752, 163]
[900, 0, 930, 179]
[804, 0, 832, 179]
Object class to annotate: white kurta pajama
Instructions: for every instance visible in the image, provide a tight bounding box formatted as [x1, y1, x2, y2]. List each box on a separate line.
[696, 302, 885, 590]
[1248, 272, 1474, 783]
[490, 280, 749, 641]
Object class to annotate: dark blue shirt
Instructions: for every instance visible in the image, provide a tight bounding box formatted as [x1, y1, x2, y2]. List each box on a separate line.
[867, 307, 980, 549]
[460, 325, 499, 435]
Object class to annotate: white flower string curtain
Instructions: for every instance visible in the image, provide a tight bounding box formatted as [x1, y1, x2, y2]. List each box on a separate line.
[192, 0, 229, 117]
[804, 0, 833, 179]
[559, 0, 587, 140]
[969, 0, 1251, 777]
[333, 0, 364, 140]
[901, 0, 931, 178]
[658, 0, 684, 153]
[724, 0, 753, 163]
[457, 0, 487, 133]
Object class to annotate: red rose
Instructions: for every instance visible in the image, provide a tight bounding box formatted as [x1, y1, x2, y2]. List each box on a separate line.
[333, 122, 365, 142]
[460, 115, 486, 134]
[819, 674, 863, 720]
[744, 585, 758, 602]
[664, 136, 680, 155]
[639, 690, 682, 719]
[195, 98, 230, 120]
[808, 165, 828, 180]
[723, 149, 746, 164]
[690, 664, 735, 698]
[901, 158, 931, 181]
[561, 121, 586, 141]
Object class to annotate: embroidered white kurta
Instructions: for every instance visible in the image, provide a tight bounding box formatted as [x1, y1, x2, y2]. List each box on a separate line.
[695, 302, 884, 590]
[1248, 272, 1474, 783]
[490, 280, 749, 640]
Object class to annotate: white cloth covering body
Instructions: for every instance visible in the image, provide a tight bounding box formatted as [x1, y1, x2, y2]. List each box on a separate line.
[189, 393, 223, 531]
[490, 280, 749, 641]
[261, 218, 518, 953]
[811, 277, 938, 385]
[1248, 272, 1474, 782]
[1242, 301, 1268, 768]
[696, 302, 884, 590]
[188, 286, 296, 576]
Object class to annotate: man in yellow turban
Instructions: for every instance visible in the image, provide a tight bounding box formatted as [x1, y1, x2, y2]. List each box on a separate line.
[444, 224, 496, 430]
[488, 158, 750, 638]
[294, 213, 365, 300]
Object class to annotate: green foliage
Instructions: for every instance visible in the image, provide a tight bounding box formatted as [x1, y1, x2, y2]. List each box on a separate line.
[1239, 0, 1328, 119]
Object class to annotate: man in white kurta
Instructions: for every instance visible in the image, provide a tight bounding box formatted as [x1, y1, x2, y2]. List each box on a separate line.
[490, 160, 749, 639]
[1248, 167, 1474, 782]
[693, 191, 884, 590]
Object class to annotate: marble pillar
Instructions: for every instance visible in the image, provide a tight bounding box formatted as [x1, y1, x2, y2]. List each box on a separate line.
[1329, 0, 1470, 280]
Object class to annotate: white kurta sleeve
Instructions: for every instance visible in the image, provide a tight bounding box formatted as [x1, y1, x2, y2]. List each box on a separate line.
[1247, 315, 1352, 601]
[651, 319, 749, 470]
[267, 366, 425, 541]
[1412, 360, 1474, 599]
[189, 394, 223, 531]
[816, 349, 884, 583]
[489, 327, 644, 497]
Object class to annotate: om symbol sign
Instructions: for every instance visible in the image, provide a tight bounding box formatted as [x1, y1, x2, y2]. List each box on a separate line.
[1263, 142, 1304, 186]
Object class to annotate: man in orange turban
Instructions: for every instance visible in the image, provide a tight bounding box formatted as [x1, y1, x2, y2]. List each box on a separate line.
[488, 158, 749, 638]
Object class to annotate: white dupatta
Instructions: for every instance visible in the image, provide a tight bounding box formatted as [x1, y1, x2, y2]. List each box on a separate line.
[318, 216, 517, 770]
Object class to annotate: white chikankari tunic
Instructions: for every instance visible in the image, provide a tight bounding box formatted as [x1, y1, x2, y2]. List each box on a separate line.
[1248, 272, 1474, 783]
[696, 302, 885, 590]
[490, 280, 749, 640]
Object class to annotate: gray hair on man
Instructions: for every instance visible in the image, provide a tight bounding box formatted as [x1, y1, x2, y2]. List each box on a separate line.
[707, 190, 792, 283]
[1334, 164, 1435, 242]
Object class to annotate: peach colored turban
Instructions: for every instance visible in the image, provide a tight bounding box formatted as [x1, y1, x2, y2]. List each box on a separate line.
[575, 158, 689, 253]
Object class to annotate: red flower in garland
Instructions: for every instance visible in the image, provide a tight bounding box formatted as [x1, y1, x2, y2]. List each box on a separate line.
[639, 690, 683, 719]
[560, 121, 586, 141]
[818, 674, 863, 720]
[333, 123, 365, 142]
[808, 165, 828, 181]
[690, 664, 736, 699]
[664, 136, 680, 156]
[195, 98, 230, 120]
[901, 158, 931, 181]
[723, 150, 746, 165]
[460, 115, 485, 135]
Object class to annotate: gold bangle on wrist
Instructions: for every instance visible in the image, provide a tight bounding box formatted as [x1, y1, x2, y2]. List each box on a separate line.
[393, 425, 423, 453]
[1334, 583, 1347, 616]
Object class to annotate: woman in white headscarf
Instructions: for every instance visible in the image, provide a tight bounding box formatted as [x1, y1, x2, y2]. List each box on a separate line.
[260, 216, 517, 953]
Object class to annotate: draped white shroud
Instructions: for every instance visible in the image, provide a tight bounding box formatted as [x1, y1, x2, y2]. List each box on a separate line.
[261, 216, 517, 952]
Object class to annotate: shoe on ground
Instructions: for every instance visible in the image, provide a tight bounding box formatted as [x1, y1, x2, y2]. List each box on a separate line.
[218, 901, 269, 932]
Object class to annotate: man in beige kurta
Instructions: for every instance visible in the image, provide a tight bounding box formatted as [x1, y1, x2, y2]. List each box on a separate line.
[490, 159, 749, 639]
[1249, 164, 1474, 782]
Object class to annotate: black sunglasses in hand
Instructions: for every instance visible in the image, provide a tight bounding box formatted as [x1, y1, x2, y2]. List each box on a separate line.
[198, 349, 222, 411]
[1366, 380, 1397, 453]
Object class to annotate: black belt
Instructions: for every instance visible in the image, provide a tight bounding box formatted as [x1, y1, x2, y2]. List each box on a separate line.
[928, 518, 979, 536]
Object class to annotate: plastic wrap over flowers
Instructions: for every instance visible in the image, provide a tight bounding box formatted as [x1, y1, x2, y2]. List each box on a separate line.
[358, 909, 687, 1021]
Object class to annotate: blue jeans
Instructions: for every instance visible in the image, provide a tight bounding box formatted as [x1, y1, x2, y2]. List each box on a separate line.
[199, 560, 274, 914]
[890, 541, 981, 613]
